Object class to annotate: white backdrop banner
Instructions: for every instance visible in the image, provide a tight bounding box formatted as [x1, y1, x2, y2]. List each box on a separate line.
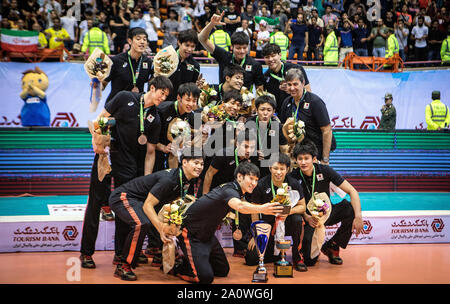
[1, 62, 449, 129]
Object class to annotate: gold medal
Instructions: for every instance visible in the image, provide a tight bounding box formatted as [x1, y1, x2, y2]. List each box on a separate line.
[138, 134, 147, 145]
[132, 86, 139, 93]
[233, 228, 242, 241]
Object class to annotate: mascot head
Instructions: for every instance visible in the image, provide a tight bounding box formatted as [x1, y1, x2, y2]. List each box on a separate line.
[21, 67, 49, 94]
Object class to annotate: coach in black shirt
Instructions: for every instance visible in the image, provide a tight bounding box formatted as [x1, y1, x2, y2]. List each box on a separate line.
[198, 11, 264, 91]
[175, 162, 284, 284]
[261, 44, 310, 114]
[278, 68, 336, 164]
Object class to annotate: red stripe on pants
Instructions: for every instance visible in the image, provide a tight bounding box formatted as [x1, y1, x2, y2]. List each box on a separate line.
[120, 192, 141, 265]
[182, 228, 200, 283]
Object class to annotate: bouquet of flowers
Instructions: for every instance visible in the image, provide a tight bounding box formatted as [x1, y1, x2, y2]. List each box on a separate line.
[198, 82, 219, 107]
[306, 192, 332, 259]
[84, 48, 113, 112]
[167, 118, 192, 168]
[158, 194, 196, 274]
[282, 117, 305, 144]
[239, 86, 255, 117]
[153, 45, 179, 77]
[202, 104, 228, 123]
[88, 117, 115, 181]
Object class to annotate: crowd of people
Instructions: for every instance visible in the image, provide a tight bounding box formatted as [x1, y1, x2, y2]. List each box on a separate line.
[1, 0, 449, 65]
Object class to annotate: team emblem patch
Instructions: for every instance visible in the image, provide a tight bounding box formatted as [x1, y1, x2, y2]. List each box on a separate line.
[317, 173, 324, 181]
[303, 102, 310, 109]
[147, 114, 155, 123]
[245, 65, 252, 72]
[143, 62, 148, 69]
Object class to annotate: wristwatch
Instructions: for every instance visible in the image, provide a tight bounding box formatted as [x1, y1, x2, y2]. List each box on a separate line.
[322, 157, 329, 163]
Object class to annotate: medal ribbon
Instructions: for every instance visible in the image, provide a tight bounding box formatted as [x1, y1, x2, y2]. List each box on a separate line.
[292, 89, 307, 124]
[128, 52, 143, 87]
[255, 116, 271, 151]
[179, 169, 188, 199]
[299, 166, 316, 199]
[270, 63, 285, 82]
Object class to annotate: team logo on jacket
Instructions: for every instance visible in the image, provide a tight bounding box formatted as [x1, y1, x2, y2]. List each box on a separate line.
[245, 65, 252, 71]
[317, 173, 324, 181]
[147, 114, 155, 123]
[303, 102, 310, 109]
[143, 62, 148, 69]
[128, 102, 134, 106]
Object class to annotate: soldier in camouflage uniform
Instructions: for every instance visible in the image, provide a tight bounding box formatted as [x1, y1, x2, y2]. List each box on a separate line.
[378, 93, 396, 131]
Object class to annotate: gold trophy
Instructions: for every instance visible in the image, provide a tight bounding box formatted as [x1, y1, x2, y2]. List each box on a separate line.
[274, 239, 293, 277]
[251, 221, 271, 283]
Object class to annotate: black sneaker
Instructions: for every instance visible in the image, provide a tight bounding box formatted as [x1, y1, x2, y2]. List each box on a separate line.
[112, 254, 123, 265]
[144, 247, 161, 258]
[114, 263, 137, 281]
[138, 251, 148, 264]
[100, 206, 115, 221]
[321, 241, 343, 265]
[151, 254, 162, 267]
[80, 254, 96, 269]
[294, 260, 308, 272]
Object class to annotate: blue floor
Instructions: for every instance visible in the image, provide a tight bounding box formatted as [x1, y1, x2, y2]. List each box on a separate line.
[0, 193, 449, 217]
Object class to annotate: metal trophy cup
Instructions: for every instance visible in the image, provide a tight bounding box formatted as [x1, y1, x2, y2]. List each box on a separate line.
[251, 221, 271, 283]
[274, 239, 293, 277]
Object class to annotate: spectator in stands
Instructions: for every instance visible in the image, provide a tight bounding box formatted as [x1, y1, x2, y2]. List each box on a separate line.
[255, 20, 270, 58]
[353, 18, 369, 57]
[324, 0, 344, 19]
[322, 4, 338, 28]
[428, 20, 445, 64]
[216, 0, 229, 14]
[303, 0, 317, 17]
[348, 0, 366, 18]
[369, 18, 388, 58]
[40, 0, 62, 28]
[195, 3, 213, 31]
[109, 3, 131, 53]
[269, 25, 289, 60]
[436, 7, 449, 34]
[81, 19, 110, 55]
[339, 19, 354, 64]
[384, 10, 396, 29]
[167, 0, 183, 15]
[413, 7, 432, 28]
[78, 10, 93, 46]
[425, 90, 450, 130]
[45, 16, 71, 50]
[32, 22, 48, 48]
[307, 16, 323, 62]
[97, 11, 109, 32]
[224, 1, 240, 36]
[378, 93, 396, 131]
[130, 8, 146, 29]
[286, 12, 309, 61]
[272, 2, 289, 32]
[395, 19, 409, 62]
[20, 0, 40, 20]
[236, 19, 253, 52]
[241, 3, 256, 32]
[178, 0, 195, 31]
[411, 16, 429, 64]
[61, 8, 78, 51]
[143, 7, 160, 54]
[162, 9, 179, 49]
[311, 8, 324, 28]
[441, 27, 450, 66]
[193, 0, 207, 26]
[323, 24, 338, 65]
[408, 0, 420, 19]
[396, 4, 413, 27]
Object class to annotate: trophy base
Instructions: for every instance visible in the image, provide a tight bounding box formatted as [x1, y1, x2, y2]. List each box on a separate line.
[252, 271, 268, 283]
[274, 261, 293, 278]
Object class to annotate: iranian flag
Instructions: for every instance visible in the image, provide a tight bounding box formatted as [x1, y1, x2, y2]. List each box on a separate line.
[1, 29, 38, 52]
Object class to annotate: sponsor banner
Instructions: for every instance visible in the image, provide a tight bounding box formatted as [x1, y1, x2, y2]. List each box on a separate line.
[1, 62, 449, 129]
[1, 214, 447, 252]
[48, 204, 86, 217]
[326, 215, 449, 244]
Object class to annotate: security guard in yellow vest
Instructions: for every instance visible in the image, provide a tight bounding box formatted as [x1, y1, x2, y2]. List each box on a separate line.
[323, 25, 338, 66]
[425, 91, 450, 130]
[208, 25, 231, 57]
[384, 28, 399, 68]
[440, 29, 450, 66]
[269, 25, 289, 60]
[81, 20, 110, 55]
